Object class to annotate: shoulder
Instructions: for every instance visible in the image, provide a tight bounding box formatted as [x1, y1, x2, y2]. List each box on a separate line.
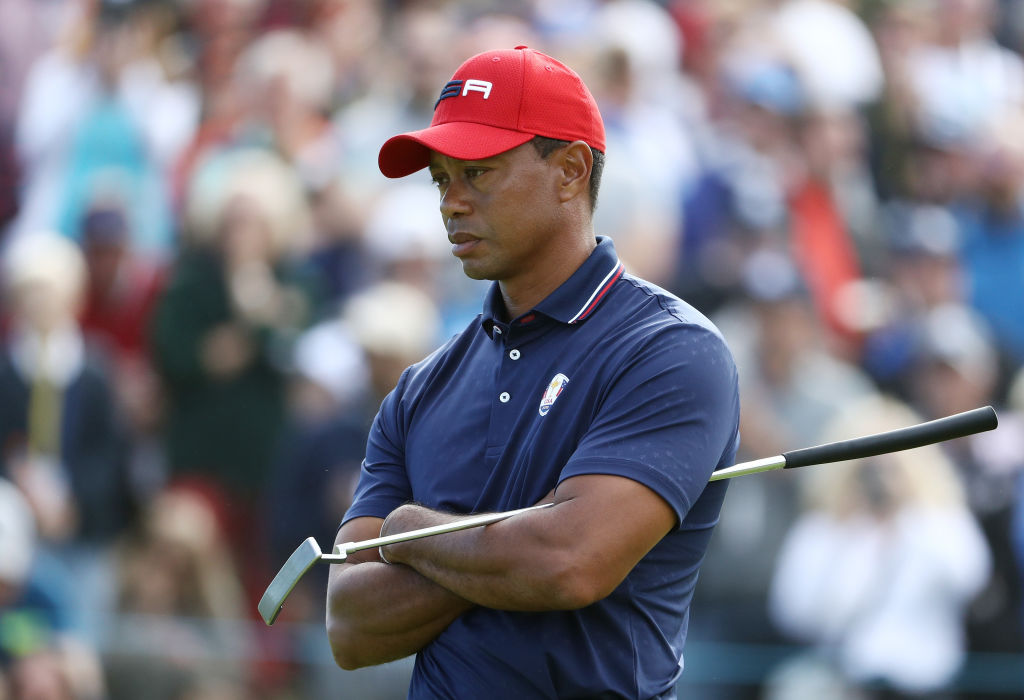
[603, 273, 735, 365]
[584, 275, 739, 417]
[623, 274, 723, 330]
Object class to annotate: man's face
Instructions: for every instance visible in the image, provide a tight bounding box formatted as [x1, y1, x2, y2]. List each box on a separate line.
[428, 142, 565, 283]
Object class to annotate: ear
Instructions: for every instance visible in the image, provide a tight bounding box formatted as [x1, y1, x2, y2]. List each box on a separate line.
[555, 141, 593, 205]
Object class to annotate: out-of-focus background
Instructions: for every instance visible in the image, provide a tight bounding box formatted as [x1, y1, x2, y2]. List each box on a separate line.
[0, 0, 1022, 698]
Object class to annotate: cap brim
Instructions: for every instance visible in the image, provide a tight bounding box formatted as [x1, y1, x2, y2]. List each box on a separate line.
[378, 122, 535, 178]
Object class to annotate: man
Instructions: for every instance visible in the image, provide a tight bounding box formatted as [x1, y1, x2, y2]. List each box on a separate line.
[327, 46, 740, 699]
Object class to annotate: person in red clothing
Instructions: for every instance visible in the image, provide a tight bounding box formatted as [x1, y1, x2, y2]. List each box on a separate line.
[78, 205, 165, 366]
[77, 204, 166, 457]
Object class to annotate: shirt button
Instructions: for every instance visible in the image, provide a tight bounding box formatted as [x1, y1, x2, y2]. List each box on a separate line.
[509, 349, 521, 360]
[499, 392, 511, 403]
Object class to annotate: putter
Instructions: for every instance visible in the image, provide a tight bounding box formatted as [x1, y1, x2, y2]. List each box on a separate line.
[258, 502, 554, 625]
[259, 405, 998, 625]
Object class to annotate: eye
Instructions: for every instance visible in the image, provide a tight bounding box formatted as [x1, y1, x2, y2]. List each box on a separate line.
[465, 167, 488, 180]
[429, 171, 448, 189]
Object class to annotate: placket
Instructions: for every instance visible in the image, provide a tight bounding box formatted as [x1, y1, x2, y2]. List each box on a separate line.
[486, 320, 519, 451]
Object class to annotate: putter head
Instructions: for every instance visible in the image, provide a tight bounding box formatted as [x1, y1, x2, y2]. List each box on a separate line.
[258, 537, 324, 625]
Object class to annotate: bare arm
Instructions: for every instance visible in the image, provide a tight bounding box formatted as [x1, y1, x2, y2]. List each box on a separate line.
[379, 474, 676, 611]
[325, 516, 474, 670]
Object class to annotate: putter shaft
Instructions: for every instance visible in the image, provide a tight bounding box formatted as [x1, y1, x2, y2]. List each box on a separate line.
[260, 405, 998, 625]
[330, 502, 556, 561]
[708, 456, 786, 481]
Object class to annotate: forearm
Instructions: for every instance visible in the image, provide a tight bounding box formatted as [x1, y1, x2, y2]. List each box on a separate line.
[326, 557, 473, 669]
[368, 475, 673, 618]
[379, 502, 600, 611]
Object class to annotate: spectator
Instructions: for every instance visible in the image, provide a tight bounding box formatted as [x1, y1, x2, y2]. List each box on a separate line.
[175, 25, 339, 206]
[722, 250, 875, 458]
[862, 0, 930, 201]
[786, 104, 870, 348]
[768, 396, 991, 697]
[150, 148, 319, 588]
[264, 281, 444, 695]
[308, 0, 384, 108]
[0, 0, 73, 241]
[331, 5, 461, 202]
[860, 202, 964, 397]
[77, 202, 168, 503]
[169, 0, 267, 211]
[233, 27, 371, 311]
[268, 280, 444, 606]
[0, 477, 105, 700]
[905, 0, 1024, 148]
[12, 0, 198, 258]
[361, 181, 485, 337]
[0, 230, 130, 652]
[956, 111, 1024, 364]
[695, 249, 875, 650]
[106, 486, 248, 700]
[771, 0, 884, 109]
[78, 203, 166, 371]
[674, 34, 804, 313]
[567, 0, 700, 287]
[586, 41, 695, 286]
[234, 29, 338, 190]
[909, 304, 1024, 655]
[0, 231, 130, 546]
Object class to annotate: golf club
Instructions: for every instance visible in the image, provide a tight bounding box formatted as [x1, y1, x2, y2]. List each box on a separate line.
[259, 405, 998, 625]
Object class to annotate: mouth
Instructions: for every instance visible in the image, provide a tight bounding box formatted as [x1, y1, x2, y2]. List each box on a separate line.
[449, 232, 482, 257]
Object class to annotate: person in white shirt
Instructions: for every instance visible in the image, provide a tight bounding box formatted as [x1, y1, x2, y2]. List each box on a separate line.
[768, 395, 992, 696]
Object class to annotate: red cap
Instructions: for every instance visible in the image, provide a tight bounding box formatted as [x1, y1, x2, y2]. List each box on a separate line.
[378, 46, 606, 178]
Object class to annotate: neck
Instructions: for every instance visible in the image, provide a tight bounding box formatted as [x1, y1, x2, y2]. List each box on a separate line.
[499, 234, 596, 320]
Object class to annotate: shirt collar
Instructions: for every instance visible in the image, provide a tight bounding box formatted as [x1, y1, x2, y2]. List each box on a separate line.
[481, 237, 624, 335]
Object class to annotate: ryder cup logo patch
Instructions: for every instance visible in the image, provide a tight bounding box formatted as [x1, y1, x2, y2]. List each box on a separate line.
[538, 373, 570, 416]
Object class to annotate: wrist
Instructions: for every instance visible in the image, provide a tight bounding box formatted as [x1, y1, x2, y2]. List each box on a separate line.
[379, 506, 412, 564]
[378, 504, 458, 565]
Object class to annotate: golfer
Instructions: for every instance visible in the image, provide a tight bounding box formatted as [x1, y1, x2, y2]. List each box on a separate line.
[327, 46, 740, 699]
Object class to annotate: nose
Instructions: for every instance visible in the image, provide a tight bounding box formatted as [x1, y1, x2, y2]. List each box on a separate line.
[440, 177, 472, 221]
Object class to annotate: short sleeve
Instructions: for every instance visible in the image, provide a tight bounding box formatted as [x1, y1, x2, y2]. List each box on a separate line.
[340, 372, 414, 526]
[559, 323, 739, 526]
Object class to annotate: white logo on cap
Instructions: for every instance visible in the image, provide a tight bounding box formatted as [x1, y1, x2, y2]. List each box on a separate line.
[462, 80, 493, 99]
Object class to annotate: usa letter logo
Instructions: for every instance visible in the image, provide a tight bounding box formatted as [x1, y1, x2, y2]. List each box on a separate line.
[539, 373, 569, 416]
[435, 78, 493, 109]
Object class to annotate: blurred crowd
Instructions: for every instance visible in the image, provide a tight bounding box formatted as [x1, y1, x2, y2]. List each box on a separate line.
[0, 0, 1023, 698]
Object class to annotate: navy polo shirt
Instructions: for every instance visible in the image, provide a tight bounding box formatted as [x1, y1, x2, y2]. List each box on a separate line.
[343, 237, 740, 699]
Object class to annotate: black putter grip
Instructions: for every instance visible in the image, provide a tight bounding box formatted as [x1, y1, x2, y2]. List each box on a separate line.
[782, 406, 998, 470]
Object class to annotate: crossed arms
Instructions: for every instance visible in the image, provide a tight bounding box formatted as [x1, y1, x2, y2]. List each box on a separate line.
[325, 473, 676, 670]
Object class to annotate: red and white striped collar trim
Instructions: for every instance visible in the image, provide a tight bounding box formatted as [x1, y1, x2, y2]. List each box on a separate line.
[567, 260, 624, 324]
